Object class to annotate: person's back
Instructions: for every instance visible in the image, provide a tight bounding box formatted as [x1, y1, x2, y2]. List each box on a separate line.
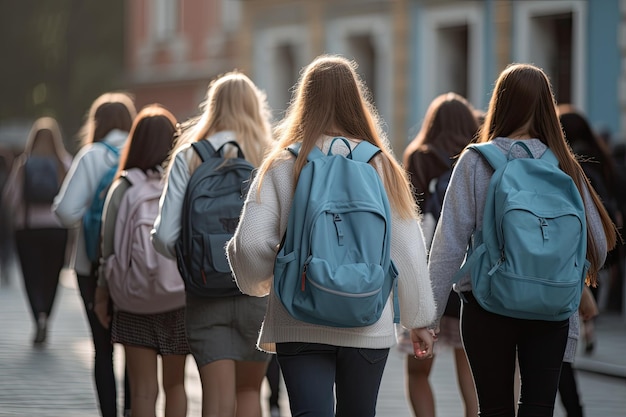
[95, 105, 189, 417]
[2, 117, 71, 344]
[52, 92, 136, 417]
[428, 64, 616, 417]
[152, 72, 274, 417]
[227, 55, 436, 417]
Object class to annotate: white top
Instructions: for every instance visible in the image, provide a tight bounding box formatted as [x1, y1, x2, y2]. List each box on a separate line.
[226, 136, 437, 353]
[52, 129, 128, 275]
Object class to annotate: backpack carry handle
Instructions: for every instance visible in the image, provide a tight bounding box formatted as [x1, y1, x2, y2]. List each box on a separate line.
[507, 141, 534, 160]
[327, 137, 353, 159]
[288, 138, 381, 164]
[193, 139, 246, 162]
[214, 141, 246, 160]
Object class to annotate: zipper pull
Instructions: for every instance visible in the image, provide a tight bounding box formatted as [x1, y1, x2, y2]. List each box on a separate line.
[488, 257, 503, 276]
[540, 218, 549, 240]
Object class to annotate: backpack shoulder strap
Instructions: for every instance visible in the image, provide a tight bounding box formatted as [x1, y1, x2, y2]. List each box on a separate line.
[351, 140, 381, 163]
[287, 143, 326, 162]
[539, 147, 559, 166]
[99, 141, 120, 156]
[191, 140, 216, 162]
[467, 143, 506, 170]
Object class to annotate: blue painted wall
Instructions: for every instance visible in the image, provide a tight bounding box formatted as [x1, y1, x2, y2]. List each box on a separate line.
[587, 0, 620, 139]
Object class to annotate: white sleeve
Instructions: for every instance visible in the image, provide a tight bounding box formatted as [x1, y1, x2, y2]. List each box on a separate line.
[152, 149, 191, 259]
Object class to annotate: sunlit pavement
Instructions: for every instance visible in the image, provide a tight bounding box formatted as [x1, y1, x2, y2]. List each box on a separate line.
[1, 259, 625, 417]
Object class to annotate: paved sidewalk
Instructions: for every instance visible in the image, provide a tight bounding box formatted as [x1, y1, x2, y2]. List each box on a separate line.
[1, 260, 625, 416]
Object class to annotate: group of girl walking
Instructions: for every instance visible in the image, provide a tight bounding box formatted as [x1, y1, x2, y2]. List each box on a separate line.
[3, 54, 617, 417]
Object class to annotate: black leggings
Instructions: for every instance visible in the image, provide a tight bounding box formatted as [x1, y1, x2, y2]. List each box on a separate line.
[77, 271, 130, 417]
[15, 228, 67, 321]
[461, 292, 569, 417]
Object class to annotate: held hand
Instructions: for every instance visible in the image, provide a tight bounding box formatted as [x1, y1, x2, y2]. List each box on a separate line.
[410, 327, 434, 359]
[94, 286, 111, 329]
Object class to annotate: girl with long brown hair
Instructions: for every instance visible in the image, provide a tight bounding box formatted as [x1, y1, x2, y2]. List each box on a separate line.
[428, 63, 617, 417]
[53, 92, 136, 417]
[227, 55, 436, 417]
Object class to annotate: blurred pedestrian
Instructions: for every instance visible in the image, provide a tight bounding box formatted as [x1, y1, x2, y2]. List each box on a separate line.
[401, 92, 479, 417]
[226, 55, 436, 417]
[153, 72, 273, 417]
[428, 63, 617, 416]
[53, 92, 136, 417]
[2, 117, 71, 344]
[558, 104, 623, 337]
[95, 104, 189, 417]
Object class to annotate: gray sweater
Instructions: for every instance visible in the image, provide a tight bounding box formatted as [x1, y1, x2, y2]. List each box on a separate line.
[428, 137, 608, 361]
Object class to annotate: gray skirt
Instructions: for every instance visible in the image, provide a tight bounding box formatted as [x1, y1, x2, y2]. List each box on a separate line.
[185, 294, 269, 367]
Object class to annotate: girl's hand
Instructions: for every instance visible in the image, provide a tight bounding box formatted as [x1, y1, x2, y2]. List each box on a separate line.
[410, 327, 434, 359]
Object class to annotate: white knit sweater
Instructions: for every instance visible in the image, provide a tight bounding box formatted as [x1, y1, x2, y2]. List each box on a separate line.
[226, 136, 436, 353]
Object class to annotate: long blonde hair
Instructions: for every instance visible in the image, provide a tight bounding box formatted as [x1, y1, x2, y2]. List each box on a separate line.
[477, 63, 618, 284]
[258, 54, 417, 219]
[171, 71, 273, 169]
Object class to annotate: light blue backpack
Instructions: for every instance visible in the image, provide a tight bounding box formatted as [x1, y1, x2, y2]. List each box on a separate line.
[273, 137, 399, 328]
[455, 141, 589, 321]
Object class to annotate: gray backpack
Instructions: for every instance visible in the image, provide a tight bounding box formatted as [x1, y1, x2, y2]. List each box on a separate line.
[175, 139, 254, 297]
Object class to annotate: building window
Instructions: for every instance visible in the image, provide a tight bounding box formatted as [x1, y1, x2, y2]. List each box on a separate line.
[417, 3, 485, 120]
[513, 1, 586, 108]
[274, 43, 299, 114]
[153, 0, 178, 41]
[253, 25, 310, 119]
[348, 34, 378, 104]
[436, 24, 469, 100]
[327, 15, 393, 139]
[222, 0, 241, 32]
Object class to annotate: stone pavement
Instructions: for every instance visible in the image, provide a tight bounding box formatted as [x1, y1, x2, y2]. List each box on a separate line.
[1, 260, 625, 417]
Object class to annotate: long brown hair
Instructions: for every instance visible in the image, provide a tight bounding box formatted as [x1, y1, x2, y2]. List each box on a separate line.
[477, 63, 618, 284]
[78, 92, 136, 147]
[403, 92, 478, 166]
[115, 104, 177, 180]
[258, 54, 417, 219]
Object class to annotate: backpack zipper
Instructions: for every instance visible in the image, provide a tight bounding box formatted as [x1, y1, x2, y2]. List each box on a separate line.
[301, 255, 312, 291]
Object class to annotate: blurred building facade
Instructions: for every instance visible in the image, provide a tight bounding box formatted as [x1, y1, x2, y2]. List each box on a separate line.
[125, 0, 243, 120]
[124, 0, 623, 151]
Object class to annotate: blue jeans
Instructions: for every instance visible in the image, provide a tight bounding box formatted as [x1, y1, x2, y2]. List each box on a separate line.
[276, 342, 389, 417]
[461, 292, 569, 417]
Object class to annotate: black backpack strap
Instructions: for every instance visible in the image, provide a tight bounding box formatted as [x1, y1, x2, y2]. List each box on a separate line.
[214, 141, 245, 159]
[191, 140, 216, 162]
[193, 139, 248, 161]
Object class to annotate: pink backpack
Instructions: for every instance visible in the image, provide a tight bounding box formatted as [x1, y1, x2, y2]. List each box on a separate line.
[104, 168, 185, 314]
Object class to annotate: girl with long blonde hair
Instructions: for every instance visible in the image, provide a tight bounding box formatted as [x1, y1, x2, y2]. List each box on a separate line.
[153, 71, 273, 417]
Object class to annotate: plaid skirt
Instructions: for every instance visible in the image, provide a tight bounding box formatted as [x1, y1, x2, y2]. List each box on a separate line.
[112, 307, 190, 355]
